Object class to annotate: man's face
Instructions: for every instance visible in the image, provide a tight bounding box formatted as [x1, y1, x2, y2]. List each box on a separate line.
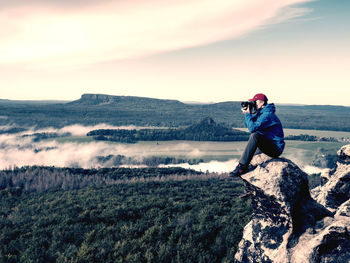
[256, 100, 265, 109]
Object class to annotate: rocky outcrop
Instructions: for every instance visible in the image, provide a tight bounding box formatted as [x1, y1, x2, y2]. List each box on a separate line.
[76, 94, 117, 105]
[312, 145, 350, 212]
[234, 145, 350, 263]
[290, 198, 350, 263]
[70, 93, 185, 108]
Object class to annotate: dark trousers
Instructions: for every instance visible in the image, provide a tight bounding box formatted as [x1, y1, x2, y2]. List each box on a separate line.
[239, 132, 282, 167]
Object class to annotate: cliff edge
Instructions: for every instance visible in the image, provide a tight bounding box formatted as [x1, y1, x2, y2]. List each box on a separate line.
[234, 145, 350, 263]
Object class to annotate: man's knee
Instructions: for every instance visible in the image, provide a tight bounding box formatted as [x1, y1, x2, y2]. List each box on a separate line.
[249, 132, 263, 141]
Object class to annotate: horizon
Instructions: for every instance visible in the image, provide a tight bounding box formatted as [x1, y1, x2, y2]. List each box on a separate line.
[1, 0, 350, 106]
[1, 93, 350, 108]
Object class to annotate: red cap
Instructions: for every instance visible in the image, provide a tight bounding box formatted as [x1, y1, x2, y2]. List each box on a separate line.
[249, 93, 268, 102]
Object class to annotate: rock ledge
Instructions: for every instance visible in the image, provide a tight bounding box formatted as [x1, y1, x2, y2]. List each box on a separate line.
[234, 145, 350, 263]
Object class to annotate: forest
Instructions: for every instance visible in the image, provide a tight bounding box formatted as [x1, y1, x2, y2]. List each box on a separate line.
[0, 166, 204, 193]
[284, 134, 338, 142]
[1, 94, 350, 131]
[22, 132, 72, 142]
[0, 167, 251, 263]
[87, 125, 342, 144]
[87, 117, 250, 143]
[1, 94, 348, 262]
[94, 155, 204, 167]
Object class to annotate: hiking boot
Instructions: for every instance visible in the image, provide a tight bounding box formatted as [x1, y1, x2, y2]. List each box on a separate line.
[229, 163, 248, 177]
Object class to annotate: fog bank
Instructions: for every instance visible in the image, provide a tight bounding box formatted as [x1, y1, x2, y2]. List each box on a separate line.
[0, 124, 334, 175]
[160, 159, 329, 176]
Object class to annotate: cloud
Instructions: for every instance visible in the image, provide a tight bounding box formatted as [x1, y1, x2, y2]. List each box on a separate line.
[31, 123, 149, 136]
[161, 159, 328, 175]
[161, 159, 239, 173]
[0, 0, 113, 9]
[0, 0, 313, 68]
[0, 125, 226, 169]
[302, 165, 330, 176]
[0, 124, 335, 175]
[0, 132, 128, 169]
[265, 6, 314, 25]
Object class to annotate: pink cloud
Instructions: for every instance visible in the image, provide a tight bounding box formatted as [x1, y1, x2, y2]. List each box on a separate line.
[0, 0, 313, 68]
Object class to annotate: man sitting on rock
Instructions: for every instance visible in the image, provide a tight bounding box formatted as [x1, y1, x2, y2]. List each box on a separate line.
[230, 93, 285, 177]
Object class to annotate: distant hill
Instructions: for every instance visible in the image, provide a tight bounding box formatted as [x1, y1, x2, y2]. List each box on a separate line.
[69, 93, 186, 109]
[87, 117, 250, 142]
[0, 99, 68, 105]
[182, 117, 249, 139]
[1, 93, 350, 131]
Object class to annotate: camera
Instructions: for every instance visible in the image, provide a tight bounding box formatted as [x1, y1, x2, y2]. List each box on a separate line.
[241, 101, 257, 114]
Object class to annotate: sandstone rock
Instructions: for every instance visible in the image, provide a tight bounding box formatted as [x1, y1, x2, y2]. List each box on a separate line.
[312, 144, 350, 212]
[234, 147, 350, 263]
[338, 145, 350, 165]
[291, 199, 350, 263]
[335, 199, 350, 217]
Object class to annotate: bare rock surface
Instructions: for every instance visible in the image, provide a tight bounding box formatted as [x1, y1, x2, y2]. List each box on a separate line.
[312, 145, 350, 212]
[234, 145, 350, 263]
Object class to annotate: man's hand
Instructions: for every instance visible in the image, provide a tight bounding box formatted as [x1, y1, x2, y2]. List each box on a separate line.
[241, 108, 250, 114]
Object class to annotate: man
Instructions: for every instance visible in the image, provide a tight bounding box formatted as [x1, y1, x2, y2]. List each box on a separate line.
[230, 93, 285, 177]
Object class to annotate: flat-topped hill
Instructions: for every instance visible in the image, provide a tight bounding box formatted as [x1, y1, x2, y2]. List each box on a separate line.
[1, 93, 350, 131]
[87, 117, 250, 142]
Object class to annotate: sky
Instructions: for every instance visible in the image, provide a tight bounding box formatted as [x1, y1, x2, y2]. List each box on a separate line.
[1, 0, 349, 106]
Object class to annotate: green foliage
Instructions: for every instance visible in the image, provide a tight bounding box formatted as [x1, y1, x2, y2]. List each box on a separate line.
[0, 127, 27, 135]
[1, 94, 350, 131]
[0, 166, 203, 193]
[0, 179, 251, 263]
[22, 132, 72, 142]
[285, 134, 319, 141]
[87, 117, 250, 143]
[95, 155, 203, 167]
[285, 134, 338, 142]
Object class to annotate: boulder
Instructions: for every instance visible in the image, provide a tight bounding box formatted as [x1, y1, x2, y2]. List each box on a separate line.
[234, 146, 350, 263]
[290, 199, 350, 263]
[312, 144, 350, 212]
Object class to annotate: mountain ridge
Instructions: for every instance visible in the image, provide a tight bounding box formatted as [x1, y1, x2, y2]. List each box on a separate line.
[2, 94, 350, 108]
[1, 93, 350, 131]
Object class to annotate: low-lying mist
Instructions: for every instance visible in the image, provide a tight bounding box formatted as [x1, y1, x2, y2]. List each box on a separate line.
[0, 124, 332, 175]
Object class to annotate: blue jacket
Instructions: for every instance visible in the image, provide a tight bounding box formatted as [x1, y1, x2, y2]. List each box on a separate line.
[244, 103, 285, 153]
